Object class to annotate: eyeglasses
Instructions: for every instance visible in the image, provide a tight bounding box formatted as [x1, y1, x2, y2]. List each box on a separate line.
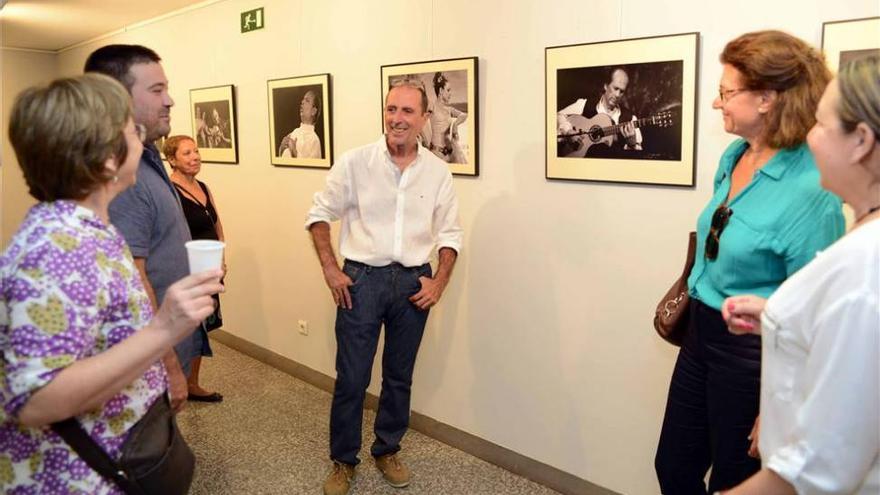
[134, 123, 147, 143]
[705, 204, 733, 260]
[718, 88, 749, 103]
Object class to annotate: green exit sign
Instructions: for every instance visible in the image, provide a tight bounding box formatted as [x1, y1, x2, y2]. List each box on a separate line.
[241, 7, 264, 33]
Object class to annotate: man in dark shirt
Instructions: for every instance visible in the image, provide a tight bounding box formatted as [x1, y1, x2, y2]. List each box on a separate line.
[84, 44, 215, 410]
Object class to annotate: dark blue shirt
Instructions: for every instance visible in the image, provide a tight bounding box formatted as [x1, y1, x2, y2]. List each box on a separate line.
[108, 144, 191, 306]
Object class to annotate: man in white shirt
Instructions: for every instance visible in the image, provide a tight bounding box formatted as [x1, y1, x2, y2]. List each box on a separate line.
[306, 80, 462, 495]
[557, 67, 643, 157]
[279, 89, 322, 159]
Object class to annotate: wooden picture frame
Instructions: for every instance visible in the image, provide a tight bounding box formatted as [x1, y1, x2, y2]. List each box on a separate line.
[821, 17, 880, 73]
[546, 32, 699, 186]
[268, 73, 333, 168]
[190, 85, 238, 164]
[381, 57, 479, 176]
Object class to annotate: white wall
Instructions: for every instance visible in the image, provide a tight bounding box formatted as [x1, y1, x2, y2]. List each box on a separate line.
[1, 48, 58, 247]
[6, 1, 878, 493]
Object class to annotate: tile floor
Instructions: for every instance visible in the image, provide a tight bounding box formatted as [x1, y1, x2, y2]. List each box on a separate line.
[178, 341, 561, 495]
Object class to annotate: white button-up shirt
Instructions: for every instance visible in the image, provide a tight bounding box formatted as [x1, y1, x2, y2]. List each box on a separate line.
[305, 136, 463, 267]
[759, 219, 879, 494]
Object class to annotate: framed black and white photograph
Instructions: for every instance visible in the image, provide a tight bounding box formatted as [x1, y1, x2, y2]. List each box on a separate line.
[268, 73, 333, 169]
[381, 57, 479, 176]
[822, 17, 880, 73]
[546, 32, 699, 186]
[190, 85, 238, 164]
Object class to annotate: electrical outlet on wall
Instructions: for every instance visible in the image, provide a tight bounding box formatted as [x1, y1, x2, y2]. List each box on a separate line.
[297, 320, 309, 336]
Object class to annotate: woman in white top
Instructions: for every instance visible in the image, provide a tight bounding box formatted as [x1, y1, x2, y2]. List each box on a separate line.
[720, 54, 880, 494]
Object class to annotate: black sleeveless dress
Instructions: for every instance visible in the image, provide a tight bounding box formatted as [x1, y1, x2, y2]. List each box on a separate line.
[175, 180, 220, 241]
[174, 180, 223, 331]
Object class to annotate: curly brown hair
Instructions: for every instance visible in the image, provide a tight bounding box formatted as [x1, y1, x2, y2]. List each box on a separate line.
[721, 30, 831, 149]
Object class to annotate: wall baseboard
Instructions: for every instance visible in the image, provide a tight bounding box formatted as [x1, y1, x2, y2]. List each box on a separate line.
[212, 330, 620, 495]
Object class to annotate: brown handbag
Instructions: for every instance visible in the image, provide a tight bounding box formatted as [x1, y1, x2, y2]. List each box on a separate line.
[653, 232, 697, 346]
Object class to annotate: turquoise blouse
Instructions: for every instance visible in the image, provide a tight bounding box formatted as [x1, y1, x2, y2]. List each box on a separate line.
[688, 139, 844, 310]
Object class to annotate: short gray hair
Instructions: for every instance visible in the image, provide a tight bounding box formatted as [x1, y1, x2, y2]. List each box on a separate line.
[388, 79, 428, 114]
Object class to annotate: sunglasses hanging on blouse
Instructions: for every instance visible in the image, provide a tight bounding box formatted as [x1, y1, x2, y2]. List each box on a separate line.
[705, 204, 733, 260]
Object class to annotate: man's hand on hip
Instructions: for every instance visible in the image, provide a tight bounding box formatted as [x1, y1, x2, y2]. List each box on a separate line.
[409, 276, 445, 310]
[323, 265, 354, 310]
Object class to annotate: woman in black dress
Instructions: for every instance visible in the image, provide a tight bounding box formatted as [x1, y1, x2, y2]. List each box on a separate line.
[164, 135, 226, 402]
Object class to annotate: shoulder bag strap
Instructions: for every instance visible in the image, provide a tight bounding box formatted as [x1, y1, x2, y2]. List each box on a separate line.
[50, 419, 145, 495]
[683, 231, 697, 276]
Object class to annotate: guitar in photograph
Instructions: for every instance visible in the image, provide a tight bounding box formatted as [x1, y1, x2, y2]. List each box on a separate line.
[557, 111, 674, 158]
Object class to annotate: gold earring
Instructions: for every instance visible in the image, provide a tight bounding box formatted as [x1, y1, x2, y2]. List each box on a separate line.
[113, 175, 119, 184]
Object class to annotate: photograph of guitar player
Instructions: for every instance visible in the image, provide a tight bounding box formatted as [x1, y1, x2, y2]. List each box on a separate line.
[556, 61, 682, 160]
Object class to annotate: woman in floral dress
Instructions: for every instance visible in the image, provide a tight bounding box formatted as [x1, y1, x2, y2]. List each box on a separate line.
[0, 74, 222, 493]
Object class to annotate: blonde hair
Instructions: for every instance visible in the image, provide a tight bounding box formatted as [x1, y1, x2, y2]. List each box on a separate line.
[721, 30, 831, 148]
[8, 73, 132, 201]
[837, 54, 880, 137]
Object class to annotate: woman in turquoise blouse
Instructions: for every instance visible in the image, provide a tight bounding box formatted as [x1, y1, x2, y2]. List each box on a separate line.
[654, 31, 844, 494]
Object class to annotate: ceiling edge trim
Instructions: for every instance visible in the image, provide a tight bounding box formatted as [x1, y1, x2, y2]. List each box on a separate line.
[0, 45, 56, 54]
[58, 0, 227, 54]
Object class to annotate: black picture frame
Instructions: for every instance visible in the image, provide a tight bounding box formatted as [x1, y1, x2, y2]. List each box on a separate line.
[267, 73, 333, 169]
[190, 84, 238, 164]
[546, 32, 700, 186]
[381, 56, 479, 176]
[821, 17, 880, 73]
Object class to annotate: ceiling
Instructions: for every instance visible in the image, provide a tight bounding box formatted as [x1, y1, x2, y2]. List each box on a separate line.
[1, 0, 215, 52]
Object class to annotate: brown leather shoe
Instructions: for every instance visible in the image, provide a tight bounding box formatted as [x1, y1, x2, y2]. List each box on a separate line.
[374, 453, 410, 488]
[323, 462, 355, 495]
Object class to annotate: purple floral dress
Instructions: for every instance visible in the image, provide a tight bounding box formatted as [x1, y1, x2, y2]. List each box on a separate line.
[0, 201, 167, 494]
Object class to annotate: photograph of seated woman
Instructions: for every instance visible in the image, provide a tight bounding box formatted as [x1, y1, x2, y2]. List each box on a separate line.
[164, 135, 226, 403]
[1, 73, 222, 492]
[429, 72, 468, 164]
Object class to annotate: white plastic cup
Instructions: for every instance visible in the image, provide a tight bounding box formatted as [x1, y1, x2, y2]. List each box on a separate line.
[185, 240, 225, 275]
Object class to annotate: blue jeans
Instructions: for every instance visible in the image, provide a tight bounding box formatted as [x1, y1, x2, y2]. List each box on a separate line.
[655, 298, 761, 493]
[329, 260, 432, 465]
